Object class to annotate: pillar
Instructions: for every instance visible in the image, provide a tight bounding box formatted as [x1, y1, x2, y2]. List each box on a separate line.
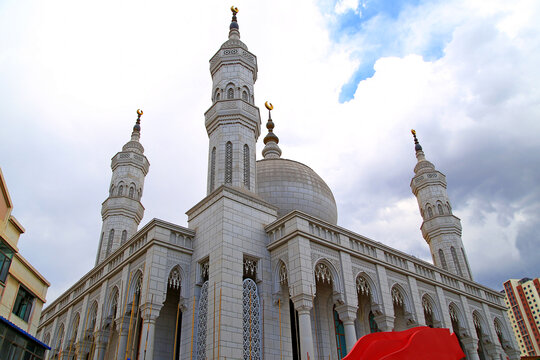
[292, 294, 314, 360]
[115, 318, 130, 360]
[137, 305, 160, 360]
[336, 305, 358, 354]
[373, 313, 394, 332]
[460, 337, 481, 360]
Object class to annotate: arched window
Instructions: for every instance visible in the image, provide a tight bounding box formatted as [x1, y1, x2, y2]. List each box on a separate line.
[106, 229, 114, 256]
[210, 147, 216, 191]
[439, 249, 448, 270]
[197, 281, 209, 360]
[110, 184, 115, 196]
[243, 278, 262, 359]
[451, 247, 463, 277]
[447, 202, 452, 214]
[225, 142, 232, 184]
[242, 91, 248, 101]
[214, 88, 221, 101]
[227, 88, 234, 99]
[438, 204, 444, 215]
[117, 185, 123, 196]
[121, 230, 127, 244]
[243, 144, 250, 189]
[427, 207, 433, 218]
[422, 295, 434, 327]
[129, 186, 134, 199]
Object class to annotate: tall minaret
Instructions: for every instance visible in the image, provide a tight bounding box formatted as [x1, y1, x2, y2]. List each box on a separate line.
[409, 130, 473, 280]
[205, 6, 261, 195]
[95, 110, 150, 265]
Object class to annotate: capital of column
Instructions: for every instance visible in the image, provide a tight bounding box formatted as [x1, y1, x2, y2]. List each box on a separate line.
[373, 314, 394, 332]
[291, 293, 313, 313]
[335, 304, 358, 322]
[460, 336, 480, 350]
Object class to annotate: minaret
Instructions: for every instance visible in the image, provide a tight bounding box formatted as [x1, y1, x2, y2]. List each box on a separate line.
[409, 130, 473, 280]
[205, 6, 261, 194]
[95, 110, 150, 265]
[261, 101, 282, 159]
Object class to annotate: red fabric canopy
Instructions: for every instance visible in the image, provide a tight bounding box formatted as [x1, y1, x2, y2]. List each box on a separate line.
[343, 326, 465, 360]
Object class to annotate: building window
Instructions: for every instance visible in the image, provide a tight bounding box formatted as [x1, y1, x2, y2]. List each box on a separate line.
[117, 185, 123, 196]
[0, 239, 15, 284]
[12, 286, 35, 322]
[129, 186, 134, 198]
[439, 249, 448, 270]
[242, 91, 248, 101]
[451, 247, 463, 277]
[227, 88, 234, 99]
[225, 142, 233, 184]
[121, 230, 127, 244]
[243, 278, 261, 360]
[427, 206, 433, 218]
[106, 229, 114, 256]
[243, 144, 250, 189]
[438, 204, 444, 215]
[210, 147, 216, 191]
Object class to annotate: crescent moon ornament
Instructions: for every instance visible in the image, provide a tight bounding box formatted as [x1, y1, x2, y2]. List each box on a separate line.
[411, 129, 416, 135]
[265, 101, 273, 111]
[231, 6, 238, 14]
[137, 109, 143, 116]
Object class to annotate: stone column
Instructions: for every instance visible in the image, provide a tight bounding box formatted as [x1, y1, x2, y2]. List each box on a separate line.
[292, 295, 314, 360]
[336, 304, 358, 354]
[115, 318, 130, 360]
[460, 337, 481, 360]
[373, 313, 394, 332]
[92, 329, 108, 360]
[137, 305, 160, 360]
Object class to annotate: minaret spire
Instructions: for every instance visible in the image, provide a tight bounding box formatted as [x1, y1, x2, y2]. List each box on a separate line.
[95, 109, 150, 265]
[262, 101, 282, 159]
[229, 6, 240, 40]
[409, 130, 472, 279]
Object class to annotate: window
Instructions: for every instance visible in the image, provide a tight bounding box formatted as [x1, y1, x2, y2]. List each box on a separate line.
[225, 142, 232, 184]
[243, 144, 250, 189]
[427, 207, 433, 218]
[227, 88, 234, 99]
[0, 239, 14, 284]
[242, 91, 248, 101]
[438, 204, 444, 215]
[12, 286, 35, 322]
[210, 147, 216, 191]
[451, 247, 463, 277]
[106, 229, 114, 256]
[117, 185, 123, 196]
[439, 249, 448, 270]
[129, 186, 134, 198]
[121, 230, 127, 244]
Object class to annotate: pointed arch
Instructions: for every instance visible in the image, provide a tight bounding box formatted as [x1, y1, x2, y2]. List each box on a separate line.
[355, 272, 380, 305]
[421, 293, 441, 327]
[128, 270, 144, 303]
[117, 183, 124, 196]
[313, 258, 343, 295]
[54, 322, 65, 354]
[68, 312, 80, 343]
[448, 302, 465, 331]
[390, 283, 413, 315]
[167, 265, 183, 290]
[87, 300, 99, 331]
[451, 247, 463, 276]
[226, 83, 235, 99]
[272, 259, 289, 295]
[128, 183, 135, 199]
[106, 286, 120, 322]
[214, 88, 221, 101]
[106, 229, 115, 256]
[493, 317, 509, 346]
[437, 202, 444, 215]
[210, 147, 216, 191]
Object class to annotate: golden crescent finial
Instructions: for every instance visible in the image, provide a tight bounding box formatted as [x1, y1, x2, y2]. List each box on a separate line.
[265, 101, 273, 111]
[137, 109, 143, 116]
[411, 129, 416, 135]
[231, 6, 239, 14]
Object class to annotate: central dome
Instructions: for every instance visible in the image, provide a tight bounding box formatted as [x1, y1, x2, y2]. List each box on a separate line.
[256, 158, 338, 224]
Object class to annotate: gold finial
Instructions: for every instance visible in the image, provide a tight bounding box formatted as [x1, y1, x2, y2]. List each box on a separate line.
[137, 109, 143, 116]
[265, 101, 273, 111]
[231, 6, 239, 14]
[411, 129, 416, 135]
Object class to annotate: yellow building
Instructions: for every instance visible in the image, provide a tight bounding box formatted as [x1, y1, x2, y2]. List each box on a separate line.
[0, 168, 50, 358]
[504, 278, 540, 357]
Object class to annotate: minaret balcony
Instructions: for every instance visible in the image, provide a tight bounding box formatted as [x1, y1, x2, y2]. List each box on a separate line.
[209, 47, 257, 80]
[111, 151, 150, 174]
[101, 196, 145, 223]
[420, 214, 462, 241]
[204, 99, 261, 136]
[410, 171, 447, 194]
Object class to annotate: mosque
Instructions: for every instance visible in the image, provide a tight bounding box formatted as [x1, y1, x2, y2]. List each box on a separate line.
[37, 7, 520, 360]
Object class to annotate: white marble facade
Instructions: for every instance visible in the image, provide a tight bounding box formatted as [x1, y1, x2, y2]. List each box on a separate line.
[37, 9, 520, 360]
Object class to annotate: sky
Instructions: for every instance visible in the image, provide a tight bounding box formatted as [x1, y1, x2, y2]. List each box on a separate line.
[1, 0, 539, 303]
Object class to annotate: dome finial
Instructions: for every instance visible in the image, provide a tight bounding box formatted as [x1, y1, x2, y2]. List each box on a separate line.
[134, 109, 143, 132]
[262, 101, 282, 159]
[411, 129, 422, 152]
[229, 6, 240, 39]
